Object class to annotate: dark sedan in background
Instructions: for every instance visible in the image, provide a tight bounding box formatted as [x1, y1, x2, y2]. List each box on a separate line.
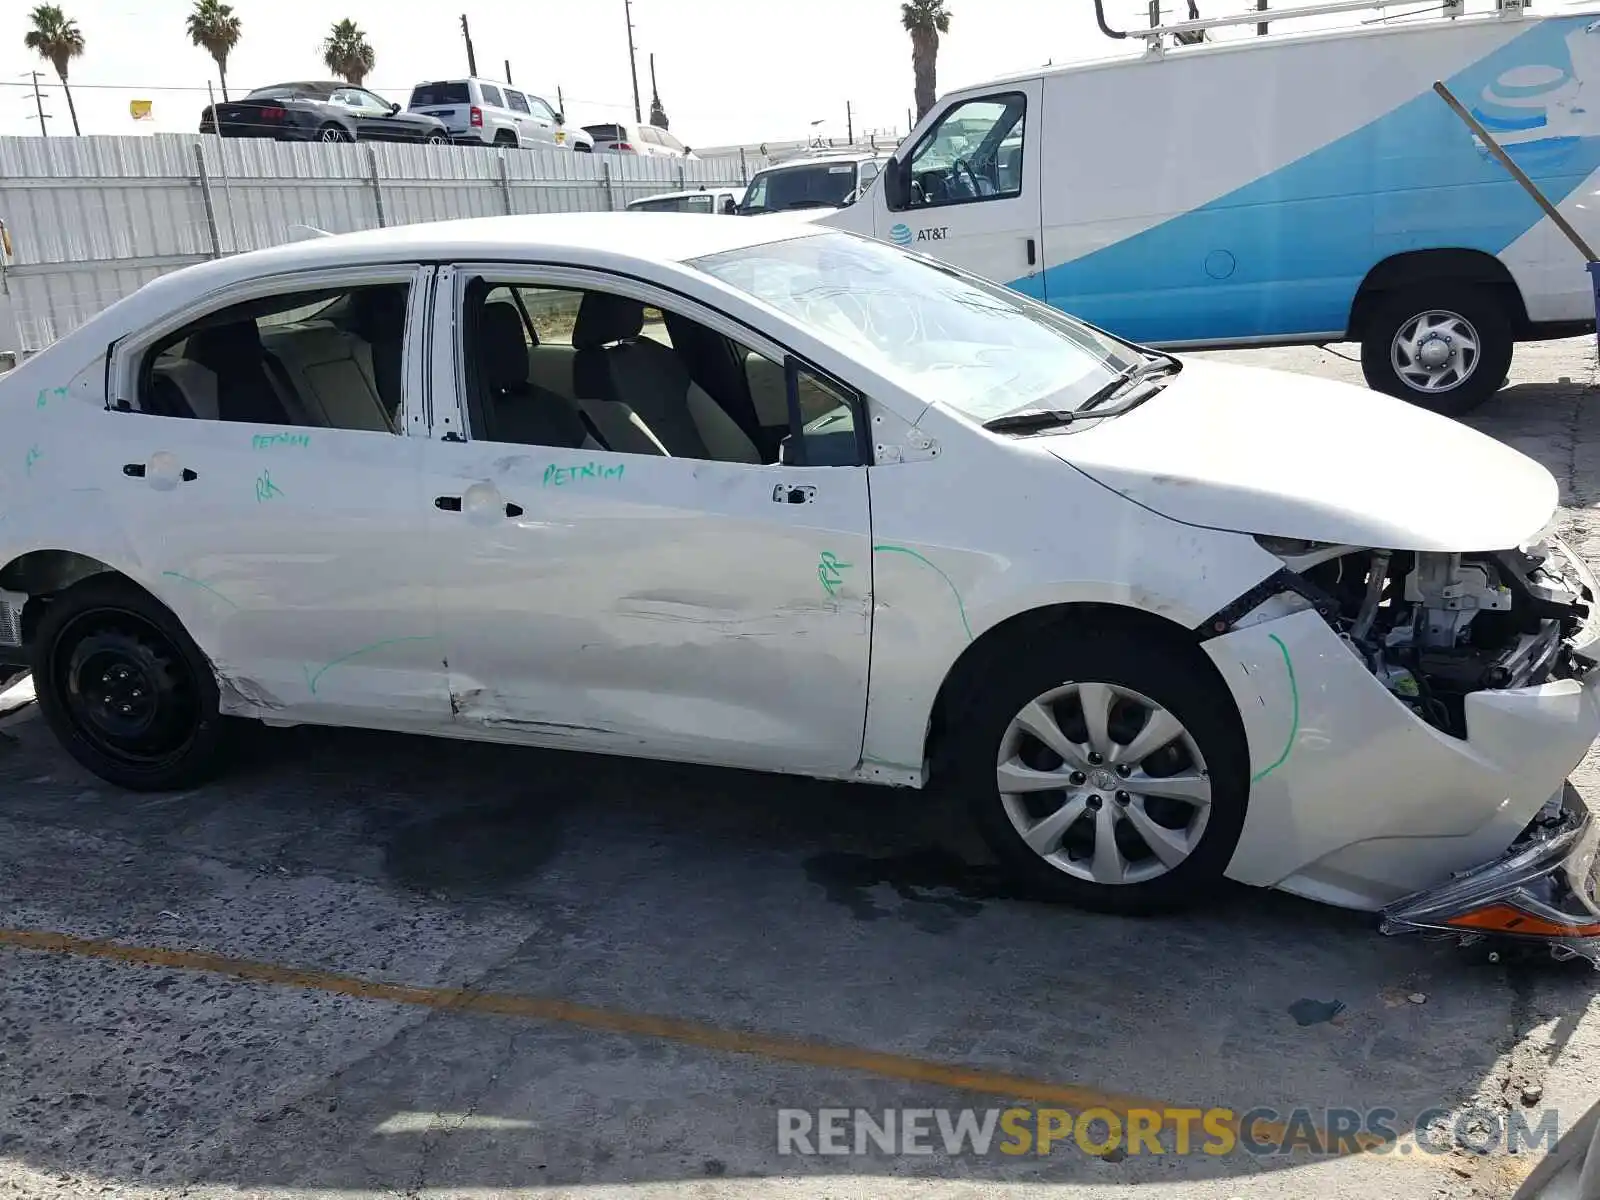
[201, 82, 450, 144]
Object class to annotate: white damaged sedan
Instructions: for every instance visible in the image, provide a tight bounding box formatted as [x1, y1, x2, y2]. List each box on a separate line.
[1, 213, 1597, 957]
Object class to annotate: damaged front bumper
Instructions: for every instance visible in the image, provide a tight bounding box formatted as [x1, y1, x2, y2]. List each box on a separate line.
[1380, 788, 1600, 966]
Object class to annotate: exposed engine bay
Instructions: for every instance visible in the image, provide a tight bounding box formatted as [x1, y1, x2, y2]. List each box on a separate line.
[1221, 534, 1598, 739]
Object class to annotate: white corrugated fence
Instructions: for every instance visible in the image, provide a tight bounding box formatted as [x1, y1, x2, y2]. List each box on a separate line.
[0, 133, 755, 353]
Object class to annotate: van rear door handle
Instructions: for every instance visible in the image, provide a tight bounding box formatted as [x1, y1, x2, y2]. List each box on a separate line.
[1026, 237, 1037, 267]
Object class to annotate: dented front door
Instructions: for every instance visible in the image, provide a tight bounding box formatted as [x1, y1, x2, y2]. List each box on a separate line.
[422, 444, 873, 774]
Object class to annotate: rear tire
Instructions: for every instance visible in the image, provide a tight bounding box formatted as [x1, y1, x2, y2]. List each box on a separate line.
[318, 124, 350, 143]
[31, 575, 226, 792]
[946, 619, 1250, 916]
[1359, 284, 1513, 417]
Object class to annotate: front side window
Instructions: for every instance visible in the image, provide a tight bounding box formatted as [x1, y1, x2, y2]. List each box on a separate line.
[135, 282, 412, 433]
[901, 93, 1026, 209]
[504, 90, 531, 114]
[457, 278, 862, 467]
[692, 231, 1140, 425]
[528, 96, 557, 121]
[637, 126, 663, 146]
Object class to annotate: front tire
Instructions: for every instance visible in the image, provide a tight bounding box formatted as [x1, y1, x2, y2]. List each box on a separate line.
[426, 131, 447, 145]
[31, 576, 225, 792]
[948, 621, 1249, 915]
[1359, 284, 1513, 417]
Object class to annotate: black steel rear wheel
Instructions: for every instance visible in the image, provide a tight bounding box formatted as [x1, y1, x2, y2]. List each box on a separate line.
[32, 576, 224, 791]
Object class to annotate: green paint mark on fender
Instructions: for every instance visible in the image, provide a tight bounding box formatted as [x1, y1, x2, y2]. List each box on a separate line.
[24, 445, 40, 476]
[304, 636, 435, 695]
[255, 469, 283, 503]
[1251, 632, 1300, 784]
[160, 571, 239, 609]
[872, 543, 972, 642]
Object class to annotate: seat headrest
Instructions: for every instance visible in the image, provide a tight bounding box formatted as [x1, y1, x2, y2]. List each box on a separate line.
[572, 292, 645, 349]
[477, 302, 531, 392]
[186, 320, 263, 370]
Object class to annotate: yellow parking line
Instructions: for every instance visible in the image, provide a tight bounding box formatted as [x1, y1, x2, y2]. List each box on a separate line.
[0, 925, 1344, 1154]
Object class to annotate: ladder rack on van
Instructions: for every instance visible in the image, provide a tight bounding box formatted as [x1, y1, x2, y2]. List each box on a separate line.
[1091, 0, 1531, 51]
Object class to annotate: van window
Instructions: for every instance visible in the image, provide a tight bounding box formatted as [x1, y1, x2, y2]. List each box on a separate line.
[900, 93, 1026, 210]
[479, 83, 505, 108]
[409, 81, 469, 106]
[505, 90, 531, 114]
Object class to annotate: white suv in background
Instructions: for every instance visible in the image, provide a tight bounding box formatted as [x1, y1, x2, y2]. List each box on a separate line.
[583, 121, 693, 158]
[407, 79, 592, 151]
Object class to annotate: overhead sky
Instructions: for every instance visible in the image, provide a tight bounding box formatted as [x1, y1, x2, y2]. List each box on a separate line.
[0, 0, 1521, 145]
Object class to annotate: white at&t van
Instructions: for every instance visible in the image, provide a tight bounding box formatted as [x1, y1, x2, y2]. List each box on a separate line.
[824, 0, 1600, 414]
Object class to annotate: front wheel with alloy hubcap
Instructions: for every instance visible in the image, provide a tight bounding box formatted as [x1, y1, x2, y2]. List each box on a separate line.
[952, 625, 1250, 915]
[31, 576, 225, 791]
[1359, 284, 1513, 417]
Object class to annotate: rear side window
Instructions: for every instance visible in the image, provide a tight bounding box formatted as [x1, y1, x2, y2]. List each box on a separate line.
[585, 124, 624, 142]
[504, 90, 530, 114]
[409, 81, 469, 106]
[479, 83, 505, 108]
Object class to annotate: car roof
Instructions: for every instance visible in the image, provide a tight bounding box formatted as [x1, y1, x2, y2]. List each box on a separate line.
[626, 186, 746, 204]
[62, 213, 829, 347]
[757, 153, 876, 168]
[249, 81, 344, 95]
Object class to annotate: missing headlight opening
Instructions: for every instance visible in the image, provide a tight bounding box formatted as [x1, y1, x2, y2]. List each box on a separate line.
[1206, 535, 1598, 739]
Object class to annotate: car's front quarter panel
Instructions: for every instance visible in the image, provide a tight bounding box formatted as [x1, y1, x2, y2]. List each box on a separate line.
[858, 405, 1285, 781]
[1204, 608, 1600, 909]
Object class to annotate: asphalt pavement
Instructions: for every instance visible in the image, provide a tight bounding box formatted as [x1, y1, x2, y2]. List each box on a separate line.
[1, 338, 1598, 1200]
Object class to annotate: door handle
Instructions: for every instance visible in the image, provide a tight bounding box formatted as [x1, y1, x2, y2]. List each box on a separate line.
[124, 463, 197, 482]
[1026, 237, 1037, 267]
[438, 494, 522, 518]
[773, 484, 816, 505]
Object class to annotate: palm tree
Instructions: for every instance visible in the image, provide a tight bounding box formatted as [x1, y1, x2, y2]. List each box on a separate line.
[186, 0, 241, 102]
[900, 0, 951, 122]
[23, 5, 84, 136]
[322, 19, 374, 86]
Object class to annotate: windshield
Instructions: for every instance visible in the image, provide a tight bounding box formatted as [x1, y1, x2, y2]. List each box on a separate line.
[739, 164, 859, 214]
[691, 232, 1142, 423]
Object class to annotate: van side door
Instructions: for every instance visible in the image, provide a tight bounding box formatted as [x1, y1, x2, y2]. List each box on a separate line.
[881, 79, 1044, 297]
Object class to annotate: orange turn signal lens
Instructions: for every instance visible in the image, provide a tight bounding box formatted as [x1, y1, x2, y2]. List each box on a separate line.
[1446, 903, 1600, 938]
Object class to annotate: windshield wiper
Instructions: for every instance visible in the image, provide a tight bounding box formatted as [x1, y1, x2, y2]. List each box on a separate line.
[983, 408, 1078, 433]
[1076, 355, 1182, 413]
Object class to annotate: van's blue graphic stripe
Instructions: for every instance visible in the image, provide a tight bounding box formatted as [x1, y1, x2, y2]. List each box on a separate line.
[1015, 16, 1600, 344]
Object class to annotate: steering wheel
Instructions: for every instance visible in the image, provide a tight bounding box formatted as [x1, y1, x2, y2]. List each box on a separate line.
[951, 158, 982, 199]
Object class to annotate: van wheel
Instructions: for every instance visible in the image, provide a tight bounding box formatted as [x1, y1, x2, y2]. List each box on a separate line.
[31, 576, 226, 791]
[1359, 284, 1512, 417]
[947, 621, 1249, 916]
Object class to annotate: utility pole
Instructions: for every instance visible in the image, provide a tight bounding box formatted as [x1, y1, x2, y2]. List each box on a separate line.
[622, 0, 642, 123]
[460, 14, 478, 78]
[504, 59, 512, 84]
[1258, 0, 1268, 36]
[846, 100, 853, 144]
[26, 71, 49, 137]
